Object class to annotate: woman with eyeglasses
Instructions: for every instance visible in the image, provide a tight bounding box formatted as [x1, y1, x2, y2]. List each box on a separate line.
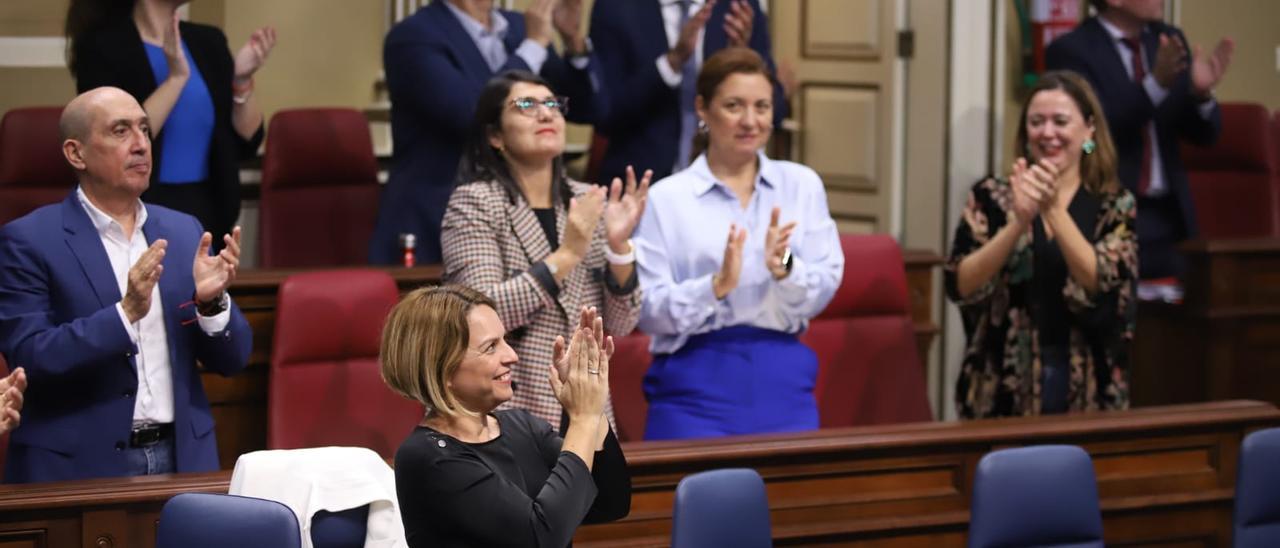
[442, 70, 651, 432]
[632, 48, 844, 440]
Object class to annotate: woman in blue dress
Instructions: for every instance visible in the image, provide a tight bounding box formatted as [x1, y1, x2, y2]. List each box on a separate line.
[66, 0, 276, 246]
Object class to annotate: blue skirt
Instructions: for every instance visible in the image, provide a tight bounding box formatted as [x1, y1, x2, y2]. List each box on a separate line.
[643, 325, 819, 441]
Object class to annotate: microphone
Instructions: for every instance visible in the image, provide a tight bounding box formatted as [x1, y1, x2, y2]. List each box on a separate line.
[510, 380, 520, 392]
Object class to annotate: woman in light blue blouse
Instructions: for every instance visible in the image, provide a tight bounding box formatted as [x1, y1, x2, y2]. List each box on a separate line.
[632, 48, 844, 441]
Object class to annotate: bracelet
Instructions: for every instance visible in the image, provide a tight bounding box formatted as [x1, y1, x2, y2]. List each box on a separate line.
[603, 240, 635, 265]
[232, 77, 254, 104]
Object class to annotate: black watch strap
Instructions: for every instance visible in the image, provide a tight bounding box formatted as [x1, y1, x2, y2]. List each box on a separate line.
[196, 292, 228, 317]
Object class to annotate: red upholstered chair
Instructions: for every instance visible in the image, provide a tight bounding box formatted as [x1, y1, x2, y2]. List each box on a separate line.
[0, 107, 76, 225]
[608, 331, 651, 442]
[260, 108, 380, 268]
[800, 234, 932, 427]
[584, 132, 609, 185]
[268, 269, 422, 459]
[1180, 102, 1275, 238]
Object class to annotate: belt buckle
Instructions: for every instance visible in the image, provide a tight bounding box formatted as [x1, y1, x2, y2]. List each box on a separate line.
[130, 425, 162, 447]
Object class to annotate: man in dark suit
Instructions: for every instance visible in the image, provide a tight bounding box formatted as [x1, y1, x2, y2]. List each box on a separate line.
[369, 0, 599, 265]
[590, 0, 788, 185]
[0, 87, 251, 483]
[1047, 0, 1233, 279]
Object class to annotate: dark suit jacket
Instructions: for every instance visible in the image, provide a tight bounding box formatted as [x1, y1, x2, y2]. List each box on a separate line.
[72, 19, 264, 241]
[589, 0, 788, 185]
[369, 0, 600, 265]
[1046, 17, 1221, 240]
[0, 194, 252, 483]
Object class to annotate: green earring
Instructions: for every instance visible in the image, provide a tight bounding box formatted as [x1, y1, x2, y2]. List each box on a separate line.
[1082, 139, 1096, 155]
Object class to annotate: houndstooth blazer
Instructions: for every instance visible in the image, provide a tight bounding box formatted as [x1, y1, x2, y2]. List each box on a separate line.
[441, 178, 642, 430]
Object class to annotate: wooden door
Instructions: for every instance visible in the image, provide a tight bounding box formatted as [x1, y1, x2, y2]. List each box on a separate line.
[772, 0, 901, 234]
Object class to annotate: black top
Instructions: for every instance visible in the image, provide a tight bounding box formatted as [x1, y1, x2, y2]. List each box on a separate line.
[71, 18, 264, 240]
[532, 208, 560, 251]
[1031, 189, 1101, 348]
[394, 409, 631, 548]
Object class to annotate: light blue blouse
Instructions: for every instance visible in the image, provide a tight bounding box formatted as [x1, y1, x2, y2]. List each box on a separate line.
[634, 152, 845, 354]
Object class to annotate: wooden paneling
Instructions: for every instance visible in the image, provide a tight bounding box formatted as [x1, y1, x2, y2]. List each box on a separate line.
[802, 0, 881, 60]
[0, 401, 1271, 547]
[774, 0, 898, 235]
[801, 85, 880, 191]
[1133, 239, 1280, 409]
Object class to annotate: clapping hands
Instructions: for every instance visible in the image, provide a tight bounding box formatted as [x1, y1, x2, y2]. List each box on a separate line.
[193, 227, 242, 306]
[602, 166, 653, 254]
[234, 26, 277, 81]
[549, 307, 612, 424]
[1009, 157, 1061, 225]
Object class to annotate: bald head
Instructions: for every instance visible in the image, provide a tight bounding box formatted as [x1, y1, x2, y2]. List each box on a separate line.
[61, 87, 140, 141]
[60, 86, 153, 197]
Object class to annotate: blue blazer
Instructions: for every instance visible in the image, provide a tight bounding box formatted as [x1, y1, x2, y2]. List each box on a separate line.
[369, 0, 600, 265]
[1046, 17, 1221, 240]
[0, 194, 252, 483]
[589, 0, 788, 185]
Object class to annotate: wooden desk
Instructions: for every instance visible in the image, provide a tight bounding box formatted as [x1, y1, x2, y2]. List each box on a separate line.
[1133, 239, 1280, 408]
[206, 254, 940, 466]
[0, 401, 1271, 547]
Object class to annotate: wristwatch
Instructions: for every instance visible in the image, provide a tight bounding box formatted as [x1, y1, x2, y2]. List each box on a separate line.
[196, 292, 229, 317]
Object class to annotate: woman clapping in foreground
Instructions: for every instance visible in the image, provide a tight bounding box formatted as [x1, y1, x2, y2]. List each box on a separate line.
[381, 286, 630, 548]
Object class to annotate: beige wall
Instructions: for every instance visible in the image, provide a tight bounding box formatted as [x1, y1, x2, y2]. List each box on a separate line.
[220, 0, 385, 120]
[0, 1, 74, 117]
[1179, 0, 1280, 110]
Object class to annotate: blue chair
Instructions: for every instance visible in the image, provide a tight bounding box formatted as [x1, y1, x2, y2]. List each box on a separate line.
[312, 505, 370, 548]
[671, 468, 772, 548]
[157, 493, 301, 548]
[968, 445, 1104, 548]
[1235, 427, 1280, 547]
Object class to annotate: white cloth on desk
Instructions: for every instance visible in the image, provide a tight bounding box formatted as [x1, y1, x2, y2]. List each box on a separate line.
[229, 446, 407, 548]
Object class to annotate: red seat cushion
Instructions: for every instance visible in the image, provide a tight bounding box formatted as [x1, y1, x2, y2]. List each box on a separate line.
[0, 107, 76, 225]
[803, 234, 931, 427]
[1182, 102, 1275, 238]
[259, 108, 381, 268]
[268, 269, 422, 458]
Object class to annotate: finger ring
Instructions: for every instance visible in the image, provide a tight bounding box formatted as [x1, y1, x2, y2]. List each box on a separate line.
[588, 368, 600, 375]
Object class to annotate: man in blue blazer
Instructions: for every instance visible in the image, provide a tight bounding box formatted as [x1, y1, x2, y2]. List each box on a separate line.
[369, 0, 600, 265]
[0, 87, 252, 483]
[1046, 0, 1233, 279]
[590, 0, 788, 185]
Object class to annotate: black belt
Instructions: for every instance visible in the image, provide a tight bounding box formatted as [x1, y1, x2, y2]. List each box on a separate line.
[129, 423, 174, 447]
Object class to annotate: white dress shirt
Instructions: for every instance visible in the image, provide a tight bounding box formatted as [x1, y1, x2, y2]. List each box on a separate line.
[76, 187, 230, 426]
[443, 1, 548, 74]
[1097, 17, 1216, 196]
[655, 0, 707, 88]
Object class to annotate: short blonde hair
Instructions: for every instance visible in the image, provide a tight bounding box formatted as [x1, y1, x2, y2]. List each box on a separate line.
[379, 285, 496, 418]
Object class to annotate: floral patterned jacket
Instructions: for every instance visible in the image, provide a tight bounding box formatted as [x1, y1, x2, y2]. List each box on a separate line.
[944, 176, 1138, 418]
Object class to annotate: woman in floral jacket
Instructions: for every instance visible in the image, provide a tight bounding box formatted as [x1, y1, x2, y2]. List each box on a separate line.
[945, 71, 1137, 418]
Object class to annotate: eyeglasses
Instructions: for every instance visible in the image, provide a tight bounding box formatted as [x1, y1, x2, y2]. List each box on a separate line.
[509, 96, 569, 117]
